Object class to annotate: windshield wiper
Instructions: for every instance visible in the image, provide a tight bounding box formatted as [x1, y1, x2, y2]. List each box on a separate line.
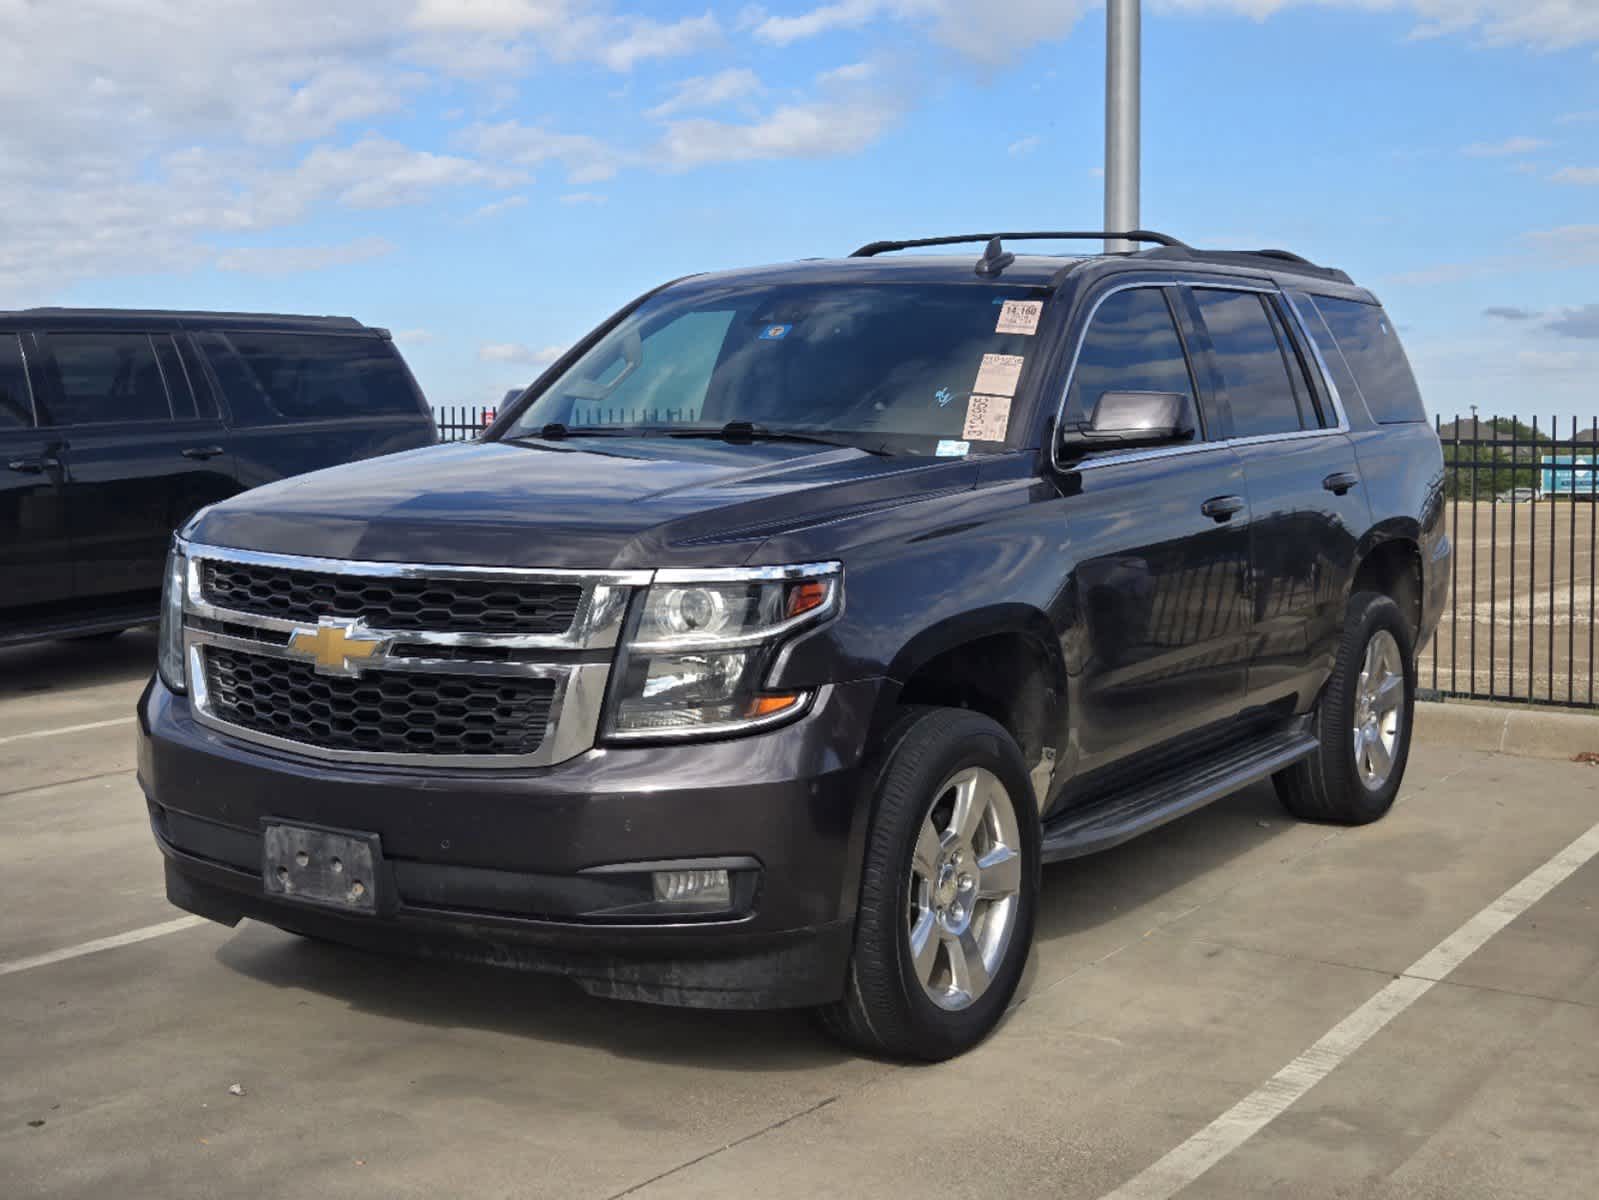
[509, 422, 634, 442]
[669, 421, 891, 456]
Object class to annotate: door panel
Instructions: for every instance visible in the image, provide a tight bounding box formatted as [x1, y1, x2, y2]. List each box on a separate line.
[32, 331, 236, 607]
[1059, 445, 1254, 777]
[0, 333, 72, 616]
[1236, 436, 1370, 708]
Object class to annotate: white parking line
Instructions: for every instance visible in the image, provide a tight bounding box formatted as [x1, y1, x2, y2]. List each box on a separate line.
[1102, 819, 1599, 1200]
[0, 716, 134, 745]
[0, 916, 207, 978]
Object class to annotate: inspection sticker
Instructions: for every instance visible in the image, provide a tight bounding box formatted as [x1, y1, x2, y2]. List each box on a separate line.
[757, 323, 792, 340]
[973, 352, 1024, 397]
[935, 439, 970, 457]
[995, 299, 1043, 336]
[962, 394, 1011, 442]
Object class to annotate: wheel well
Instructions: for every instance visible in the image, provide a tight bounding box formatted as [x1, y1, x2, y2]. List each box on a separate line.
[895, 633, 1058, 768]
[1351, 540, 1421, 635]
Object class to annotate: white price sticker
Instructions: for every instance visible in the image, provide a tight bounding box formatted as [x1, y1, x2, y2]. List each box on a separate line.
[973, 353, 1024, 398]
[962, 394, 1011, 442]
[995, 300, 1043, 336]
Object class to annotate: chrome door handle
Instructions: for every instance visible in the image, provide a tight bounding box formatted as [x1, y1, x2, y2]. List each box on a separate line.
[1201, 495, 1245, 522]
[1322, 472, 1359, 495]
[7, 458, 44, 474]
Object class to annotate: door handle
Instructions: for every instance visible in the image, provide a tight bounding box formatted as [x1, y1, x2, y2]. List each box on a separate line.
[1201, 495, 1245, 522]
[1322, 471, 1359, 495]
[7, 458, 44, 474]
[181, 445, 225, 460]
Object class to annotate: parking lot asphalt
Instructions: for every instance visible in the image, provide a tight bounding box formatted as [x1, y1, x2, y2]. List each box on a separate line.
[3, 632, 1598, 1200]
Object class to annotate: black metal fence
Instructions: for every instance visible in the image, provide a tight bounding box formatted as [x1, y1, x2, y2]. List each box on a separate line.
[432, 405, 495, 441]
[1422, 414, 1598, 709]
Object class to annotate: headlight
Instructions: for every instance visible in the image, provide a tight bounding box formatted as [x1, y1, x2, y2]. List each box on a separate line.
[158, 547, 187, 694]
[604, 564, 840, 739]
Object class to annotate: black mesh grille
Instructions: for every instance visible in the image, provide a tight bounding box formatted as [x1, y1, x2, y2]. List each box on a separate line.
[205, 647, 554, 757]
[201, 560, 581, 636]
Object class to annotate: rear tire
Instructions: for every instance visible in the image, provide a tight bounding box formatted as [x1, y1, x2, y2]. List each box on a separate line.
[1274, 590, 1415, 825]
[816, 707, 1039, 1061]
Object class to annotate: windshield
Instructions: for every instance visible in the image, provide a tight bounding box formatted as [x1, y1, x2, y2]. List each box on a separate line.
[501, 280, 1050, 456]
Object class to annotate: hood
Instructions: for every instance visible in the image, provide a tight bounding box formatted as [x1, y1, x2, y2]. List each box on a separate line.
[188, 438, 979, 569]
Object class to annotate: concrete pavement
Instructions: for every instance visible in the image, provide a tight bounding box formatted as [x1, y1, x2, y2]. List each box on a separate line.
[2, 631, 1597, 1199]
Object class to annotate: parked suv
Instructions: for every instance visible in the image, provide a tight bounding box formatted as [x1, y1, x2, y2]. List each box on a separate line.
[1, 309, 435, 647]
[138, 232, 1449, 1060]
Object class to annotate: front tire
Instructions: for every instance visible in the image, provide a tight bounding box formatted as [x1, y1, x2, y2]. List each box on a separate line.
[817, 708, 1040, 1061]
[1275, 590, 1415, 825]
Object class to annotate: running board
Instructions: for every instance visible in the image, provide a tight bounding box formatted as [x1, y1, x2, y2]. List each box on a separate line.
[1040, 727, 1318, 862]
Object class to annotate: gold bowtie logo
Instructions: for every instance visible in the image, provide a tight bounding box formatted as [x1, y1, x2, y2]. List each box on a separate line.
[286, 619, 386, 677]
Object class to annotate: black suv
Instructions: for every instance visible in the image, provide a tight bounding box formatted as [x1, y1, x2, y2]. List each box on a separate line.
[1, 309, 436, 647]
[138, 232, 1449, 1060]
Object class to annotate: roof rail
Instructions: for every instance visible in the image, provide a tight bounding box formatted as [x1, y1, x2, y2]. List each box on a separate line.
[849, 230, 1189, 257]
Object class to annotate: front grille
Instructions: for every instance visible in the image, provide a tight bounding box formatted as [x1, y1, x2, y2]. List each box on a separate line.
[204, 647, 555, 757]
[201, 560, 582, 636]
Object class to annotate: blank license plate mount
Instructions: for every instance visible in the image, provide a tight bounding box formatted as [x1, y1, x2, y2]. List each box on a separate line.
[262, 823, 381, 914]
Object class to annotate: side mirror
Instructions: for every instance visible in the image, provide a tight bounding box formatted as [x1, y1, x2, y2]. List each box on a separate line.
[1059, 391, 1196, 455]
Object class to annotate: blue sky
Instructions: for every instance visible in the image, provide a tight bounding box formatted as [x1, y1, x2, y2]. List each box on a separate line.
[5, 0, 1598, 425]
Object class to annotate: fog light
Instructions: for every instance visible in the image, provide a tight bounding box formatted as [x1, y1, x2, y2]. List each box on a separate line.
[652, 869, 730, 906]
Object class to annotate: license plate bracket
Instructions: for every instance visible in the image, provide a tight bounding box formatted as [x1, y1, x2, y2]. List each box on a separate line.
[262, 823, 382, 914]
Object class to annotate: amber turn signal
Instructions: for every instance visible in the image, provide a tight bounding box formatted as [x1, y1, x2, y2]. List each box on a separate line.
[785, 579, 830, 618]
[745, 693, 801, 718]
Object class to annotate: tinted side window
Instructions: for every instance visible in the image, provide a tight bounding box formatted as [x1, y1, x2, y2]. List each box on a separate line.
[1065, 288, 1196, 428]
[40, 333, 172, 425]
[1286, 291, 1360, 423]
[0, 335, 32, 428]
[202, 332, 419, 424]
[153, 335, 199, 419]
[176, 335, 220, 418]
[1191, 290, 1304, 438]
[1311, 297, 1426, 423]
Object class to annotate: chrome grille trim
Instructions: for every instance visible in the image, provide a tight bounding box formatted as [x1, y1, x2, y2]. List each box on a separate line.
[179, 542, 642, 769]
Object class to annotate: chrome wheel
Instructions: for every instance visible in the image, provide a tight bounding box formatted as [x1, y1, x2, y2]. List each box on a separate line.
[1352, 628, 1405, 791]
[906, 766, 1024, 1012]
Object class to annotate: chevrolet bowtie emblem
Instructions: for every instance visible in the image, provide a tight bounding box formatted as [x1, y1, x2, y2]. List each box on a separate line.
[286, 618, 387, 677]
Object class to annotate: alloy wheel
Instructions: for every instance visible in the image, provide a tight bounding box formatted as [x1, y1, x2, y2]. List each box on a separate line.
[905, 766, 1024, 1011]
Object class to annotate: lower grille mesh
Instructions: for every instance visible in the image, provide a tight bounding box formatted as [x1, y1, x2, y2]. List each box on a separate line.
[204, 647, 554, 757]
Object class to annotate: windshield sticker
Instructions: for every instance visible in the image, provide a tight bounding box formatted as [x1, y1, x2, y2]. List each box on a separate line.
[962, 394, 1011, 442]
[995, 300, 1043, 336]
[935, 439, 970, 457]
[757, 323, 792, 340]
[934, 386, 956, 407]
[973, 352, 1024, 398]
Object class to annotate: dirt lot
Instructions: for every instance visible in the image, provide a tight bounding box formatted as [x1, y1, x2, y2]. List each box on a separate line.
[4, 633, 1599, 1199]
[1419, 499, 1597, 705]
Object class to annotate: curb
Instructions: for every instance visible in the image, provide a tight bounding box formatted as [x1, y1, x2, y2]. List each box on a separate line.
[1414, 700, 1599, 762]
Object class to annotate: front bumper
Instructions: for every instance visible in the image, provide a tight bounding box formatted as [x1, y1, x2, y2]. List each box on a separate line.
[138, 676, 885, 1009]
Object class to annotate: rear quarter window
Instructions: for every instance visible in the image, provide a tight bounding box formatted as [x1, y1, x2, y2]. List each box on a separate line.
[197, 332, 422, 425]
[1309, 296, 1426, 424]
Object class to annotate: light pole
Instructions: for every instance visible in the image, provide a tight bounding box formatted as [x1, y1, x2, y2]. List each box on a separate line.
[1104, 0, 1140, 252]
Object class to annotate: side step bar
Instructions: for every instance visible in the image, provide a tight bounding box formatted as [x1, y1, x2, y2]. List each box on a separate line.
[1040, 727, 1319, 862]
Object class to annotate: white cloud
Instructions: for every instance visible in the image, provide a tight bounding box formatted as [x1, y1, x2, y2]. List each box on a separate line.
[478, 342, 565, 364]
[215, 237, 395, 275]
[1153, 2, 1599, 51]
[1558, 111, 1599, 124]
[462, 121, 627, 182]
[561, 192, 610, 205]
[1462, 136, 1549, 157]
[1551, 166, 1599, 184]
[1008, 135, 1042, 156]
[654, 59, 903, 169]
[598, 13, 722, 70]
[409, 2, 721, 71]
[752, 0, 880, 44]
[394, 328, 437, 343]
[470, 194, 530, 219]
[646, 68, 762, 119]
